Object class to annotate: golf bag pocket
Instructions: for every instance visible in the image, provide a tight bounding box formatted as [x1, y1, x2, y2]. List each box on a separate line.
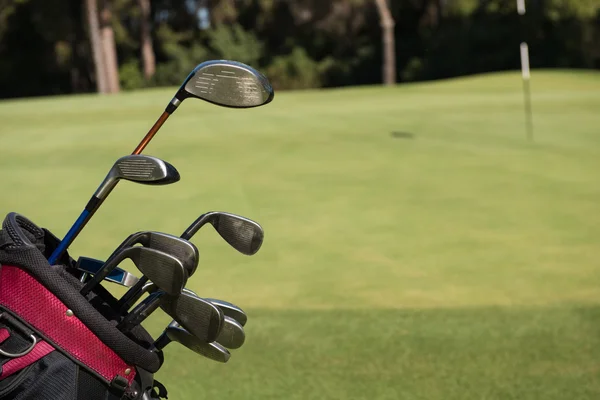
[0, 212, 164, 399]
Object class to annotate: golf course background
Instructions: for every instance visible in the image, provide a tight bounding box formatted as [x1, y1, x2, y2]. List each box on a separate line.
[0, 70, 599, 399]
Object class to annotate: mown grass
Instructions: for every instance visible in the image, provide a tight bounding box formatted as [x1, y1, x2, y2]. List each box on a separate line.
[0, 69, 599, 399]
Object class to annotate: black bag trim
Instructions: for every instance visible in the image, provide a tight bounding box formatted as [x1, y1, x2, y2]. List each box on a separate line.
[0, 241, 161, 373]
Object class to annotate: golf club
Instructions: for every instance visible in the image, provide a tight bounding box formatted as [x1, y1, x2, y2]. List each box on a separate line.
[203, 297, 247, 327]
[76, 256, 140, 287]
[48, 155, 180, 264]
[80, 247, 186, 297]
[132, 60, 274, 155]
[181, 211, 264, 256]
[120, 289, 224, 343]
[215, 316, 245, 350]
[182, 288, 248, 327]
[122, 284, 248, 328]
[110, 232, 199, 311]
[152, 320, 230, 363]
[167, 288, 246, 349]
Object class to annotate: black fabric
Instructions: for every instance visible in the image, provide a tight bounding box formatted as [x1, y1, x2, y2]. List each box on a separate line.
[0, 212, 164, 399]
[0, 351, 77, 400]
[51, 263, 157, 348]
[0, 213, 161, 373]
[77, 367, 110, 400]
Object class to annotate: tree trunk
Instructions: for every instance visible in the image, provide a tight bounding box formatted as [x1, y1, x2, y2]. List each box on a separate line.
[138, 0, 155, 80]
[99, 0, 120, 93]
[374, 0, 396, 85]
[85, 0, 108, 93]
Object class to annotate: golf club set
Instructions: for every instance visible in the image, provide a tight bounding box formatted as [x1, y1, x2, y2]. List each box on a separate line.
[0, 60, 274, 400]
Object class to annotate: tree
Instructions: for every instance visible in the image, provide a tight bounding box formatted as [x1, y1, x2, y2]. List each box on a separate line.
[138, 0, 155, 80]
[374, 0, 396, 85]
[85, 0, 108, 93]
[99, 0, 120, 93]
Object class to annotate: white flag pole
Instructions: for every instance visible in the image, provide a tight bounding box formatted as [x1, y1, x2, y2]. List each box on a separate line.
[517, 0, 533, 141]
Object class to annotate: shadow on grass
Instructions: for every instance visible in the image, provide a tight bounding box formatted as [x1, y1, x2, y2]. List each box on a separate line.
[155, 304, 600, 400]
[390, 131, 416, 139]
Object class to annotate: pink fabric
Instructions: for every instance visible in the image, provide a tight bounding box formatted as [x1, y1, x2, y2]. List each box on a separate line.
[0, 328, 9, 344]
[0, 265, 136, 385]
[0, 340, 54, 380]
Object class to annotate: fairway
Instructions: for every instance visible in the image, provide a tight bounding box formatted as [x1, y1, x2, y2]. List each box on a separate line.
[1, 70, 599, 399]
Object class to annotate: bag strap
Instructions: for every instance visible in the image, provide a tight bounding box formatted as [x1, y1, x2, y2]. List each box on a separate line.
[0, 265, 137, 386]
[0, 340, 54, 381]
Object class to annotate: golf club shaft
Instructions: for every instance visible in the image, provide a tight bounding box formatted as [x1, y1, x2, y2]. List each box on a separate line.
[151, 332, 171, 351]
[48, 195, 102, 264]
[117, 291, 163, 332]
[117, 276, 150, 312]
[132, 111, 171, 155]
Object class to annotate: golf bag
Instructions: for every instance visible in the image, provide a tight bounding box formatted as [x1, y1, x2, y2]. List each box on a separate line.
[0, 212, 167, 400]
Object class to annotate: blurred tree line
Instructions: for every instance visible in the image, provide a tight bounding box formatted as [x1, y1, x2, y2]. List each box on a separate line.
[0, 0, 598, 98]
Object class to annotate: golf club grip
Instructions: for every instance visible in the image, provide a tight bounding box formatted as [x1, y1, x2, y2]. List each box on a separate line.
[132, 112, 170, 155]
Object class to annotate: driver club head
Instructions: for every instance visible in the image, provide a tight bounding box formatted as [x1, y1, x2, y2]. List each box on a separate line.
[181, 211, 264, 256]
[171, 60, 274, 109]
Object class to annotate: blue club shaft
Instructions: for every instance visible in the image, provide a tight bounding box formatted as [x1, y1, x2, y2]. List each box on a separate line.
[48, 209, 91, 264]
[48, 195, 102, 264]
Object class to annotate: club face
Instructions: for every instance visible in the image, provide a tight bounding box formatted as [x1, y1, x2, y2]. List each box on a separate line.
[216, 316, 245, 350]
[181, 60, 274, 108]
[166, 322, 231, 363]
[76, 256, 140, 287]
[136, 231, 199, 276]
[96, 155, 180, 199]
[160, 292, 224, 343]
[134, 248, 187, 295]
[204, 298, 247, 326]
[210, 212, 264, 255]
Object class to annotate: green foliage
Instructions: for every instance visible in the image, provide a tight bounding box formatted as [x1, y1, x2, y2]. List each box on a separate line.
[1, 0, 600, 97]
[546, 0, 600, 20]
[119, 59, 145, 90]
[265, 47, 327, 90]
[150, 24, 212, 86]
[207, 23, 263, 67]
[0, 0, 30, 40]
[401, 57, 424, 82]
[444, 0, 479, 16]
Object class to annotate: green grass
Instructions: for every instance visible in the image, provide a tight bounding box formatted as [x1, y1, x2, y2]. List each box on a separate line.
[1, 69, 600, 399]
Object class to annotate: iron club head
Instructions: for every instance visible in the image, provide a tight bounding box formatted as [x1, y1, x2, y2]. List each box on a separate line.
[159, 291, 225, 343]
[181, 211, 264, 256]
[81, 247, 186, 296]
[202, 297, 248, 327]
[153, 321, 231, 363]
[110, 231, 199, 276]
[216, 316, 246, 350]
